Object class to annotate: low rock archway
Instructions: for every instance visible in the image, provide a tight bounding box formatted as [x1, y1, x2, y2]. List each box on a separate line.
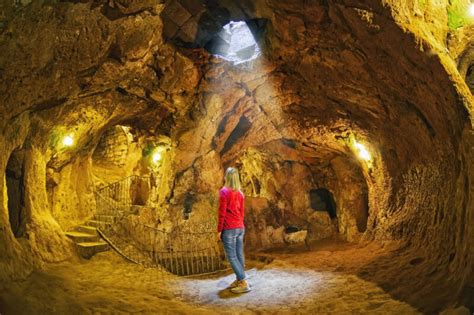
[309, 188, 337, 218]
[6, 149, 25, 238]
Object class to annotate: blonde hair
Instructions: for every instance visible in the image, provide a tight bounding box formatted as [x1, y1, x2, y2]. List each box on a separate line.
[224, 167, 241, 191]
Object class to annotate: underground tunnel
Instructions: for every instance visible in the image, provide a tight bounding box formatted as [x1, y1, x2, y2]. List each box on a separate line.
[0, 0, 473, 313]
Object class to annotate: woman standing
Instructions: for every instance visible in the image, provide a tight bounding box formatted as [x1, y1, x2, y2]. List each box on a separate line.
[217, 167, 251, 293]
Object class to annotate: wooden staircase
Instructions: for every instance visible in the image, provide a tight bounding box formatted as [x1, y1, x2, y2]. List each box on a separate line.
[65, 216, 112, 259]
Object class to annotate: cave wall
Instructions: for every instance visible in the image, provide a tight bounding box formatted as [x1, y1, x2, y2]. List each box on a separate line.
[236, 146, 344, 249]
[328, 156, 369, 242]
[0, 0, 472, 310]
[48, 154, 95, 231]
[238, 148, 316, 249]
[93, 125, 133, 168]
[0, 114, 33, 282]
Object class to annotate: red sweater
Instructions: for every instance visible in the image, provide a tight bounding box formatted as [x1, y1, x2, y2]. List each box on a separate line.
[217, 187, 245, 232]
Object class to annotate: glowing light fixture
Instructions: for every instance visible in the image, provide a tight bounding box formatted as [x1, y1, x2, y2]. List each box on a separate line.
[468, 3, 474, 17]
[152, 151, 162, 163]
[354, 142, 371, 162]
[62, 135, 74, 147]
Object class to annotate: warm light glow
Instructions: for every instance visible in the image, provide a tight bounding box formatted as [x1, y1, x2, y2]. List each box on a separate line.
[468, 3, 474, 17]
[62, 135, 74, 147]
[354, 142, 371, 161]
[152, 151, 162, 163]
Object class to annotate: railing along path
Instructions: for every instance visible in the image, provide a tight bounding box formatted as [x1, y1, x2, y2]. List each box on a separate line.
[94, 175, 224, 276]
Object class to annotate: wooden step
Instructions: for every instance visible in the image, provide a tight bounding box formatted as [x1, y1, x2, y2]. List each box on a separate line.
[65, 231, 99, 243]
[76, 241, 109, 259]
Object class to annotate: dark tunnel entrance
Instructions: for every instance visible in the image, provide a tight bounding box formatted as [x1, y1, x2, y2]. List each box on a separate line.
[6, 149, 25, 237]
[465, 64, 474, 94]
[309, 188, 337, 219]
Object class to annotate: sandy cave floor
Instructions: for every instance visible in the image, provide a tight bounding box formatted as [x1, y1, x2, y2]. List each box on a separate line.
[0, 240, 420, 314]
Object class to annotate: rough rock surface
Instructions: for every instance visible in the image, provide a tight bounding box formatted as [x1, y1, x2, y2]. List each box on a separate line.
[307, 211, 338, 242]
[0, 0, 473, 312]
[283, 230, 308, 244]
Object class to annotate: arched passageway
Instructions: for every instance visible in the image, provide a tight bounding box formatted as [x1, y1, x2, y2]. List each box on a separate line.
[309, 188, 337, 219]
[6, 149, 25, 238]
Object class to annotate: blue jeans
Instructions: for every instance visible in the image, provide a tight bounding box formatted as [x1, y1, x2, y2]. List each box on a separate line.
[221, 228, 246, 280]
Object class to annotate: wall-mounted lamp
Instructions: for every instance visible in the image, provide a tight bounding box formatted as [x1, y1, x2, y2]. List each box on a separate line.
[152, 151, 162, 163]
[468, 2, 474, 17]
[62, 135, 74, 147]
[354, 142, 372, 162]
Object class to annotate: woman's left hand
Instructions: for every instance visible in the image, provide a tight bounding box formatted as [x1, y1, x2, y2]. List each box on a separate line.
[217, 232, 221, 241]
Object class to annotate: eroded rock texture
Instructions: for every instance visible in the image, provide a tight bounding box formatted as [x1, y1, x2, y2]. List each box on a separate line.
[0, 0, 473, 312]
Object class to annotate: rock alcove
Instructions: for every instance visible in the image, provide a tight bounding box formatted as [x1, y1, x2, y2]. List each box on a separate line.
[0, 0, 473, 313]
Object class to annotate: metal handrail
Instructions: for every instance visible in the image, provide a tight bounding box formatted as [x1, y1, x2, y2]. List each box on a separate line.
[94, 175, 224, 276]
[96, 175, 149, 194]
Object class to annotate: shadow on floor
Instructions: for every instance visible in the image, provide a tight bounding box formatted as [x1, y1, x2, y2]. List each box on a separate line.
[217, 288, 244, 299]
